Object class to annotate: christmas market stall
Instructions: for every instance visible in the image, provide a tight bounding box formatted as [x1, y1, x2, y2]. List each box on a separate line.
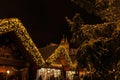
[0, 18, 45, 80]
[36, 38, 78, 80]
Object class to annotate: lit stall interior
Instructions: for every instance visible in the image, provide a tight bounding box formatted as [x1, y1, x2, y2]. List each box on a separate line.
[66, 71, 76, 80]
[36, 68, 61, 80]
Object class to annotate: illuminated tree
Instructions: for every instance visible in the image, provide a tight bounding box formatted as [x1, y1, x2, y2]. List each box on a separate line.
[66, 0, 120, 79]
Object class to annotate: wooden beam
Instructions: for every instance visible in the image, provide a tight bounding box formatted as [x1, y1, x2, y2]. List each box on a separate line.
[0, 57, 28, 67]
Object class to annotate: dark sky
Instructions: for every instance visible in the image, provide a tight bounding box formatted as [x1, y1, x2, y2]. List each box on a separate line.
[0, 0, 77, 47]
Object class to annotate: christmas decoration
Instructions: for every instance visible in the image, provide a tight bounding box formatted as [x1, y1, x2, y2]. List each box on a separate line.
[0, 18, 45, 67]
[66, 0, 120, 79]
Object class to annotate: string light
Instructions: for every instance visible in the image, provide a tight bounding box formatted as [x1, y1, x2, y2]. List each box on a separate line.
[6, 70, 10, 74]
[0, 18, 78, 69]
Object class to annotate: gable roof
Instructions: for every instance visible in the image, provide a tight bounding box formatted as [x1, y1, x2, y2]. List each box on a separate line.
[46, 45, 78, 70]
[39, 43, 58, 60]
[0, 18, 45, 67]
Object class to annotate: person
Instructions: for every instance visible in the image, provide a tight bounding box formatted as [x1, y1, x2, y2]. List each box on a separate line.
[73, 74, 79, 80]
[83, 75, 89, 80]
[38, 75, 42, 80]
[9, 75, 17, 80]
[66, 77, 69, 80]
[80, 75, 84, 80]
[50, 75, 55, 80]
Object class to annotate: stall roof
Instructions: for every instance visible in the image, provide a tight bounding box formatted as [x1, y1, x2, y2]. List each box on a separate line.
[39, 43, 59, 60]
[0, 18, 45, 67]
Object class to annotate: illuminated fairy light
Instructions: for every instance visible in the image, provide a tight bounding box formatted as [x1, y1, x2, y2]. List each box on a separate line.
[0, 18, 45, 66]
[6, 70, 10, 74]
[0, 18, 77, 69]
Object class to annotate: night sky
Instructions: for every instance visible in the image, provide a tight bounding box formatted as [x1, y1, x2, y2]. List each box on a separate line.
[0, 0, 78, 47]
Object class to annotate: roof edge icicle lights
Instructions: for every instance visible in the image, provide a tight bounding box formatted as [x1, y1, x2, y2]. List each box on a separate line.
[46, 45, 78, 69]
[0, 18, 45, 66]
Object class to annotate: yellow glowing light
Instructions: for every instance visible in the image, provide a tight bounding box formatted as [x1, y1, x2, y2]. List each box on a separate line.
[6, 70, 10, 74]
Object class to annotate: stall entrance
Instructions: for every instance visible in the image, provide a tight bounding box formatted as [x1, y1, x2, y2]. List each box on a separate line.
[36, 68, 61, 80]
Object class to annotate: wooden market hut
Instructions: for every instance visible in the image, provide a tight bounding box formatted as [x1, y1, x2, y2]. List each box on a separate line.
[38, 37, 78, 79]
[0, 18, 45, 80]
[39, 36, 78, 70]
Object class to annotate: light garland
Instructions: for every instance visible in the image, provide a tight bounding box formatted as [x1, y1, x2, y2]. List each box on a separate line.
[0, 18, 78, 69]
[46, 45, 78, 69]
[0, 18, 45, 66]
